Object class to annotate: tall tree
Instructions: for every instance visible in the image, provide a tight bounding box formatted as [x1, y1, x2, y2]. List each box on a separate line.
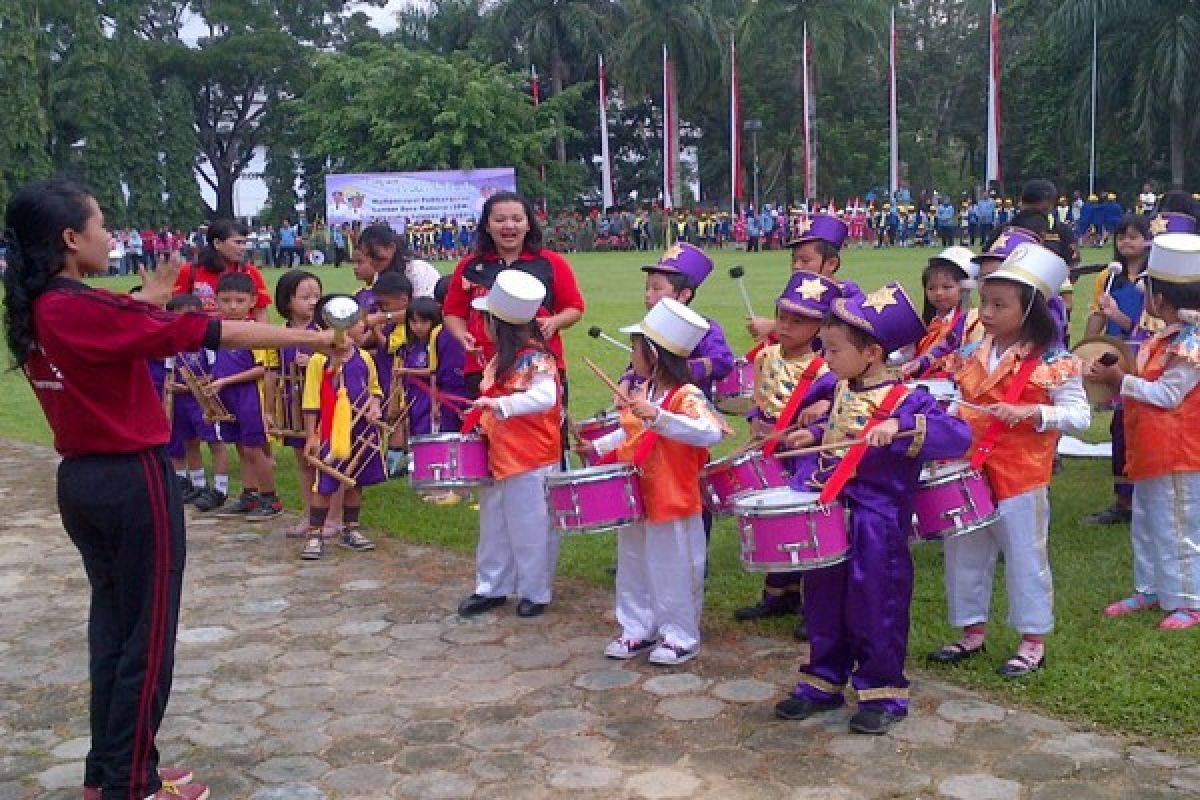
[113, 26, 166, 226]
[159, 77, 205, 229]
[261, 144, 299, 225]
[0, 2, 53, 211]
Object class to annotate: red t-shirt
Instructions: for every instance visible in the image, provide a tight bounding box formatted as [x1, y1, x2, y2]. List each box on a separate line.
[172, 262, 271, 313]
[443, 248, 585, 374]
[25, 279, 219, 458]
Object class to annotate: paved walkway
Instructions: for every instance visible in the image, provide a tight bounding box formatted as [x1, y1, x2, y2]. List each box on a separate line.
[1, 439, 1197, 800]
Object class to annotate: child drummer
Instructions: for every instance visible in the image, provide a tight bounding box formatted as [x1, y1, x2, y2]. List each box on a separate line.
[733, 271, 840, 636]
[775, 284, 972, 734]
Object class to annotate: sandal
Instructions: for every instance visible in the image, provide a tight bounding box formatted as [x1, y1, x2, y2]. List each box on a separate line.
[997, 651, 1045, 678]
[1158, 609, 1200, 630]
[1103, 592, 1159, 618]
[285, 520, 311, 539]
[300, 536, 324, 560]
[926, 640, 986, 665]
[320, 522, 345, 539]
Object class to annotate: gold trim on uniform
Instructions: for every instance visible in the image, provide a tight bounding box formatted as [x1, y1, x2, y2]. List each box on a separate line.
[854, 687, 910, 702]
[905, 413, 927, 458]
[798, 674, 845, 695]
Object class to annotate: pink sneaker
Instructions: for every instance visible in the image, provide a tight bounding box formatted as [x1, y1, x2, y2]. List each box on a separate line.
[82, 772, 199, 800]
[1103, 592, 1159, 617]
[1159, 609, 1200, 630]
[152, 782, 209, 800]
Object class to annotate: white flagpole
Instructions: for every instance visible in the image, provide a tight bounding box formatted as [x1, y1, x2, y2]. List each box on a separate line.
[1089, 9, 1097, 196]
[730, 34, 740, 213]
[662, 44, 673, 211]
[985, 0, 1001, 187]
[888, 7, 898, 202]
[599, 54, 614, 210]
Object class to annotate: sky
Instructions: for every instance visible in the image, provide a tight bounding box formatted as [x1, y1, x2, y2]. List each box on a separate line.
[179, 0, 410, 45]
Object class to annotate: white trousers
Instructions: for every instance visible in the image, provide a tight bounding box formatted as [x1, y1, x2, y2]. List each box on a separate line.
[474, 465, 560, 604]
[943, 487, 1054, 635]
[615, 514, 707, 649]
[1131, 472, 1200, 610]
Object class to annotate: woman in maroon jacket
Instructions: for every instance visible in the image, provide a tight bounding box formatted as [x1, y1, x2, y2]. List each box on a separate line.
[2, 180, 334, 800]
[443, 192, 585, 398]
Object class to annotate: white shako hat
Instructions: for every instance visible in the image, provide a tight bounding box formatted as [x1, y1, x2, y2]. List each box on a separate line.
[985, 242, 1068, 299]
[620, 297, 710, 357]
[471, 270, 546, 324]
[1147, 232, 1200, 284]
[931, 246, 980, 283]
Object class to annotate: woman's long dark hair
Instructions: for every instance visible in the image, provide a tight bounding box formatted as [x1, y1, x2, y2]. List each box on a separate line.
[632, 333, 693, 389]
[490, 313, 548, 380]
[474, 192, 544, 258]
[3, 180, 95, 368]
[196, 219, 248, 273]
[357, 223, 410, 274]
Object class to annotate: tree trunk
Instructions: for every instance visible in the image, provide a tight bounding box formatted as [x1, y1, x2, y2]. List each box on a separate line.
[552, 41, 567, 164]
[215, 165, 236, 220]
[1170, 105, 1186, 190]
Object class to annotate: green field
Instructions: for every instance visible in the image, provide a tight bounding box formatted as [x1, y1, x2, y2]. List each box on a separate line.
[2, 245, 1196, 750]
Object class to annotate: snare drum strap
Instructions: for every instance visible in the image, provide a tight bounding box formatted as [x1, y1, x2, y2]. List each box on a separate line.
[817, 383, 909, 505]
[458, 384, 505, 433]
[969, 351, 1043, 471]
[762, 356, 826, 457]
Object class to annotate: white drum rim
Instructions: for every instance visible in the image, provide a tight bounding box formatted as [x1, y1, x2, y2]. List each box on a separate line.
[554, 516, 641, 535]
[546, 464, 638, 487]
[741, 549, 849, 573]
[918, 460, 976, 485]
[914, 510, 1000, 542]
[702, 448, 769, 473]
[411, 433, 485, 444]
[411, 477, 491, 489]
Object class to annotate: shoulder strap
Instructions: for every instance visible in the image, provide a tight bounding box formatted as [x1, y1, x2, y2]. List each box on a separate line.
[969, 350, 1044, 470]
[817, 382, 908, 505]
[762, 356, 825, 457]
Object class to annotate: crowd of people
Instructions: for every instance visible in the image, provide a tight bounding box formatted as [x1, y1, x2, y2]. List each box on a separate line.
[4, 174, 1200, 799]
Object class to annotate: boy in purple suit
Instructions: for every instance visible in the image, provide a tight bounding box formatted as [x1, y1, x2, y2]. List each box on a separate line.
[774, 283, 972, 734]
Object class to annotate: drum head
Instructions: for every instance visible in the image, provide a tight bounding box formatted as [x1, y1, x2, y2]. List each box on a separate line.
[1073, 335, 1135, 406]
[910, 378, 960, 398]
[920, 459, 971, 482]
[547, 464, 634, 486]
[733, 487, 818, 512]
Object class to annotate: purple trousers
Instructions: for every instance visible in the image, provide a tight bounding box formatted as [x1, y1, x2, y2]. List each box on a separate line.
[795, 502, 913, 715]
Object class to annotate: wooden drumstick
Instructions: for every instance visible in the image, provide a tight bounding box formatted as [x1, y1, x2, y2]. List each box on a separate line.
[729, 266, 755, 317]
[731, 423, 801, 458]
[774, 430, 917, 459]
[584, 357, 632, 406]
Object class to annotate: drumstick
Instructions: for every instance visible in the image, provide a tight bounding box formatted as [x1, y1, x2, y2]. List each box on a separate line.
[729, 266, 755, 317]
[584, 357, 632, 406]
[773, 429, 917, 459]
[929, 394, 1011, 418]
[1101, 262, 1122, 296]
[731, 423, 801, 458]
[588, 326, 633, 354]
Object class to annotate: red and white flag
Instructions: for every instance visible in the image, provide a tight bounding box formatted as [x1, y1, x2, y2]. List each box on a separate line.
[598, 54, 614, 210]
[986, 0, 1002, 185]
[802, 22, 815, 202]
[662, 45, 674, 210]
[888, 6, 899, 201]
[730, 34, 742, 211]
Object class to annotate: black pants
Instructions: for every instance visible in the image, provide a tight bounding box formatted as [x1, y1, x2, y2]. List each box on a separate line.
[58, 448, 185, 799]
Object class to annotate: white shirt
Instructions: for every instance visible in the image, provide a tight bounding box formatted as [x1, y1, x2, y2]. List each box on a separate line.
[1121, 362, 1200, 410]
[406, 258, 442, 299]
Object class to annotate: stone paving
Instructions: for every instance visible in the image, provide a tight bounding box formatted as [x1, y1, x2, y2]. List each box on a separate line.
[0, 438, 1197, 800]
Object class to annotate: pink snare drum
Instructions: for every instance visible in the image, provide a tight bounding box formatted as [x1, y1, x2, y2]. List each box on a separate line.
[409, 433, 490, 490]
[700, 449, 789, 515]
[733, 488, 849, 572]
[575, 412, 621, 467]
[715, 358, 755, 415]
[911, 460, 998, 542]
[545, 464, 644, 534]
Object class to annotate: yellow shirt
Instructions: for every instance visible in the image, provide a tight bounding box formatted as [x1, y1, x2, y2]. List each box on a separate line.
[302, 349, 382, 412]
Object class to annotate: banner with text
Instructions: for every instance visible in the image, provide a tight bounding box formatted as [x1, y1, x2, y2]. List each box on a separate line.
[326, 168, 517, 228]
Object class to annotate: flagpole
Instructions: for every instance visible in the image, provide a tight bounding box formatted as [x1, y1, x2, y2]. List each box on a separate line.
[985, 0, 1001, 190]
[802, 22, 813, 204]
[888, 8, 898, 203]
[1088, 7, 1097, 196]
[599, 54, 614, 211]
[730, 33, 741, 214]
[531, 65, 546, 213]
[662, 45, 673, 212]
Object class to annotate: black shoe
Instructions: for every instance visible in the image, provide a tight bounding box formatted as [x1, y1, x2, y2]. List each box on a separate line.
[849, 707, 902, 735]
[192, 487, 227, 512]
[180, 481, 201, 503]
[1083, 504, 1132, 525]
[247, 495, 284, 520]
[176, 475, 194, 500]
[458, 594, 507, 616]
[793, 619, 808, 642]
[217, 491, 259, 516]
[997, 652, 1045, 678]
[774, 695, 842, 720]
[516, 599, 547, 618]
[926, 641, 986, 665]
[733, 602, 792, 622]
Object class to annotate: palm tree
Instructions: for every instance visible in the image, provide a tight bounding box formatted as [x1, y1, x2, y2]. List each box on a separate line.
[614, 0, 723, 206]
[1056, 0, 1200, 189]
[491, 0, 612, 163]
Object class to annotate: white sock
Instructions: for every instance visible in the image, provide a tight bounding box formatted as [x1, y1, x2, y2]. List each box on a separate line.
[190, 469, 206, 489]
[175, 468, 187, 479]
[213, 474, 229, 494]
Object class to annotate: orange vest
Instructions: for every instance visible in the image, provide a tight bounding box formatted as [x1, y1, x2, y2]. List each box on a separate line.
[615, 385, 711, 524]
[1123, 330, 1200, 481]
[955, 338, 1077, 501]
[915, 308, 961, 358]
[480, 350, 562, 480]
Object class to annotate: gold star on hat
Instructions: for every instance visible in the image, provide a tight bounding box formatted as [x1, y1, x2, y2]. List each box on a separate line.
[1150, 216, 1169, 235]
[662, 243, 684, 261]
[990, 233, 1009, 252]
[797, 277, 829, 300]
[863, 285, 898, 313]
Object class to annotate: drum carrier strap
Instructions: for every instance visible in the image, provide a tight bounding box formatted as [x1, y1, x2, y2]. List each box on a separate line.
[969, 350, 1042, 471]
[762, 356, 825, 457]
[817, 383, 908, 506]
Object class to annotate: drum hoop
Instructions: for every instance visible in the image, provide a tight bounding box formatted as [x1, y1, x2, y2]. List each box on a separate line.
[918, 466, 978, 488]
[734, 500, 837, 519]
[704, 448, 765, 472]
[411, 433, 484, 445]
[741, 550, 849, 573]
[919, 510, 1000, 541]
[411, 477, 490, 489]
[546, 465, 638, 487]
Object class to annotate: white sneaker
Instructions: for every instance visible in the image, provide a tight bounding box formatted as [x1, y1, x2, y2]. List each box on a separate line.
[648, 641, 697, 666]
[604, 637, 656, 660]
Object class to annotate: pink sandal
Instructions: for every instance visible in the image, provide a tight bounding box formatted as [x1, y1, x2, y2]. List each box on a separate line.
[1158, 609, 1200, 630]
[1103, 592, 1159, 617]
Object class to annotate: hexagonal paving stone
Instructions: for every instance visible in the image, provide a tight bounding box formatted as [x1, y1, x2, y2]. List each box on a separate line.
[711, 679, 777, 704]
[548, 764, 623, 791]
[394, 770, 477, 800]
[574, 669, 640, 691]
[641, 673, 710, 697]
[938, 773, 1022, 800]
[626, 767, 703, 799]
[656, 695, 726, 722]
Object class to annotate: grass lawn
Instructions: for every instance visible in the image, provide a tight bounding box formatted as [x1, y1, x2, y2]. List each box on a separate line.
[1, 245, 1196, 751]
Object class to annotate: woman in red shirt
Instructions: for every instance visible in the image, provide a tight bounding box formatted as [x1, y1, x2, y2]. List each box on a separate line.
[2, 180, 334, 800]
[443, 192, 585, 398]
[171, 219, 272, 321]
